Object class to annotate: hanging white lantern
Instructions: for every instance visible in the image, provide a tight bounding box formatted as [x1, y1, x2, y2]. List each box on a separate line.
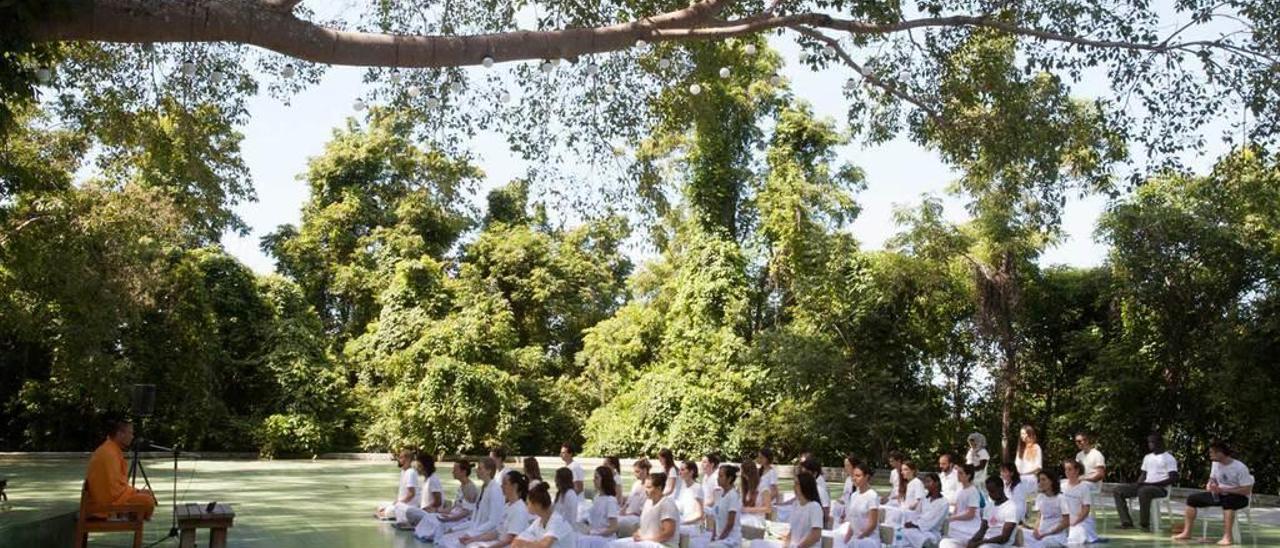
[426, 97, 441, 108]
[210, 70, 226, 84]
[552, 58, 562, 67]
[449, 82, 464, 94]
[744, 44, 758, 56]
[353, 99, 367, 111]
[34, 67, 52, 83]
[586, 64, 600, 76]
[181, 60, 196, 77]
[689, 83, 702, 95]
[281, 63, 297, 78]
[499, 91, 512, 103]
[635, 39, 648, 48]
[389, 69, 402, 83]
[822, 45, 836, 56]
[603, 83, 618, 94]
[718, 67, 730, 79]
[540, 61, 554, 73]
[658, 59, 672, 70]
[482, 56, 495, 68]
[769, 74, 784, 86]
[798, 52, 810, 63]
[407, 85, 422, 98]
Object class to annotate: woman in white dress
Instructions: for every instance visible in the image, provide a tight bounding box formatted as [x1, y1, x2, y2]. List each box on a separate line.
[658, 449, 679, 497]
[554, 467, 582, 526]
[578, 466, 622, 548]
[966, 433, 991, 487]
[1061, 460, 1098, 545]
[883, 460, 925, 526]
[397, 453, 447, 525]
[1015, 425, 1043, 488]
[944, 464, 983, 545]
[756, 449, 779, 506]
[619, 459, 653, 532]
[1022, 470, 1069, 548]
[897, 473, 948, 548]
[442, 469, 532, 548]
[676, 460, 706, 536]
[999, 462, 1030, 523]
[739, 460, 773, 533]
[412, 460, 481, 540]
[516, 482, 577, 548]
[833, 460, 879, 548]
[749, 472, 823, 548]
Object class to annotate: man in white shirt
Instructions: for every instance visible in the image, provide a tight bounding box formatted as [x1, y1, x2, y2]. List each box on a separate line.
[1173, 441, 1255, 545]
[938, 453, 960, 504]
[1074, 432, 1106, 494]
[560, 443, 585, 493]
[1114, 434, 1178, 531]
[377, 449, 419, 519]
[608, 472, 680, 548]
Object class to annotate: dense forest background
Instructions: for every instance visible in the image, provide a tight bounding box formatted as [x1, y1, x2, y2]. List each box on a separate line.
[4, 9, 1280, 493]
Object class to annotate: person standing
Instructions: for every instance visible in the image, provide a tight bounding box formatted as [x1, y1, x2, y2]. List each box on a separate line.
[1113, 434, 1178, 531]
[1015, 425, 1042, 488]
[1172, 441, 1254, 546]
[965, 434, 991, 487]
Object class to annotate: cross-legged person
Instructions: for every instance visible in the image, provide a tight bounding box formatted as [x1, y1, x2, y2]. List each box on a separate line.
[413, 460, 482, 541]
[1113, 434, 1177, 532]
[1062, 459, 1099, 545]
[607, 472, 681, 548]
[940, 476, 1018, 548]
[85, 418, 156, 521]
[833, 460, 879, 548]
[687, 464, 742, 548]
[1022, 470, 1069, 548]
[944, 465, 983, 546]
[578, 466, 622, 548]
[896, 472, 949, 548]
[516, 482, 577, 548]
[749, 472, 823, 548]
[1172, 441, 1254, 546]
[376, 449, 418, 520]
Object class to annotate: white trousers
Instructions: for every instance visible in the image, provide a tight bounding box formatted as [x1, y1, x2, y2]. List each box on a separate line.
[1021, 528, 1068, 548]
[606, 540, 671, 548]
[830, 522, 880, 548]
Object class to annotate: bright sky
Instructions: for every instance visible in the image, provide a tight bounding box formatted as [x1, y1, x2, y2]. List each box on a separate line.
[219, 9, 1234, 275]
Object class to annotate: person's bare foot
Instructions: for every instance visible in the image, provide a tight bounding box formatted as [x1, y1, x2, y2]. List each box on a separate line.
[1216, 537, 1233, 546]
[1171, 532, 1193, 541]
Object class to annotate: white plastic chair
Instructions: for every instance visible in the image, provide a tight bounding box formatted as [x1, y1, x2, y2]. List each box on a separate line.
[1122, 490, 1174, 533]
[1198, 497, 1254, 545]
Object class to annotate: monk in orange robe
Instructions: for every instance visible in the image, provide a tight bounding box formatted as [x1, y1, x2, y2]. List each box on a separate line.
[85, 419, 155, 519]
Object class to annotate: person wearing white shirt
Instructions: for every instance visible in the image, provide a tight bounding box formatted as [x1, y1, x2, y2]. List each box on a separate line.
[1015, 425, 1043, 487]
[414, 460, 483, 542]
[938, 453, 961, 505]
[966, 434, 991, 487]
[778, 456, 830, 522]
[1173, 441, 1255, 545]
[885, 451, 905, 505]
[897, 473, 949, 548]
[605, 457, 625, 500]
[607, 473, 681, 548]
[579, 466, 622, 548]
[657, 449, 680, 498]
[560, 443, 586, 494]
[1061, 459, 1098, 545]
[944, 465, 984, 545]
[1021, 471, 1069, 548]
[442, 469, 532, 548]
[398, 453, 448, 525]
[739, 460, 773, 532]
[699, 453, 723, 511]
[939, 476, 1018, 548]
[749, 472, 824, 548]
[619, 459, 653, 532]
[517, 482, 578, 548]
[756, 448, 780, 506]
[1073, 432, 1106, 494]
[688, 464, 743, 548]
[675, 460, 706, 535]
[377, 449, 419, 520]
[1114, 434, 1179, 531]
[554, 467, 582, 527]
[833, 461, 879, 548]
[832, 454, 858, 522]
[884, 461, 925, 526]
[998, 463, 1031, 523]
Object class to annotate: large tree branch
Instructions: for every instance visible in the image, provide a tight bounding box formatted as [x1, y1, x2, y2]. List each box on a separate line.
[261, 0, 304, 12]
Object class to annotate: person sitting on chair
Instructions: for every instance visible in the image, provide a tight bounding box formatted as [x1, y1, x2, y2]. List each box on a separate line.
[1172, 441, 1254, 546]
[85, 418, 155, 520]
[1113, 434, 1178, 532]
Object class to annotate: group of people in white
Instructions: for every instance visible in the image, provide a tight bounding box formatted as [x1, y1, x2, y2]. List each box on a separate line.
[373, 429, 1256, 548]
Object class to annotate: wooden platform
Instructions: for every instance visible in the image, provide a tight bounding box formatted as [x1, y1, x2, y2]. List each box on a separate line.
[177, 503, 235, 548]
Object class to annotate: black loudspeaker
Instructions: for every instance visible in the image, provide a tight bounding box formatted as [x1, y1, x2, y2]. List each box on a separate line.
[132, 384, 156, 417]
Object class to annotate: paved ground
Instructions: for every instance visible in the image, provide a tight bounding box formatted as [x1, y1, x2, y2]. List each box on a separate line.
[1, 457, 1275, 547]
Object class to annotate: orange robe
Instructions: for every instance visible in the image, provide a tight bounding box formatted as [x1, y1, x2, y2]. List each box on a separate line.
[86, 440, 155, 519]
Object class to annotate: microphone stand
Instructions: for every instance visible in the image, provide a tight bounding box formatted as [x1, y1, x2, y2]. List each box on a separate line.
[144, 443, 183, 548]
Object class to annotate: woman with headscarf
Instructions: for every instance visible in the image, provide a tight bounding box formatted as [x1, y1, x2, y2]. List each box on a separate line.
[965, 433, 990, 487]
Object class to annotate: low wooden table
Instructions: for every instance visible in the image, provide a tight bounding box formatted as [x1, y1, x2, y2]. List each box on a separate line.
[176, 503, 235, 548]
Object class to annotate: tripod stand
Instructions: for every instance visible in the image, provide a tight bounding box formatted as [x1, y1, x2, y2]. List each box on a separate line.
[128, 421, 181, 547]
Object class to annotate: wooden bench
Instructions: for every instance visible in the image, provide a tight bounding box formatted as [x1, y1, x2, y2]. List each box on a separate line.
[177, 502, 235, 548]
[73, 481, 150, 548]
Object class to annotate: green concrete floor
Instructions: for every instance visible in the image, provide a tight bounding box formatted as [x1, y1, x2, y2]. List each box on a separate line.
[1, 457, 1275, 547]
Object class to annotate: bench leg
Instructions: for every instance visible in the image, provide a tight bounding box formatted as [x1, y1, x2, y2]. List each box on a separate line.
[179, 527, 197, 548]
[210, 527, 229, 548]
[133, 527, 144, 548]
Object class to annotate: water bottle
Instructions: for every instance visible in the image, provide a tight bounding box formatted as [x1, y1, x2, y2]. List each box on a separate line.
[894, 525, 904, 547]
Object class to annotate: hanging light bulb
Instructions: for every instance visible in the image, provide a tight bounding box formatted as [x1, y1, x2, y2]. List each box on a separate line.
[718, 67, 730, 79]
[407, 85, 422, 98]
[798, 52, 810, 63]
[552, 58, 562, 67]
[769, 74, 784, 86]
[586, 64, 599, 76]
[499, 91, 512, 103]
[635, 39, 648, 49]
[426, 97, 441, 108]
[744, 44, 758, 56]
[281, 63, 296, 78]
[540, 61, 554, 73]
[843, 79, 857, 91]
[822, 45, 837, 56]
[34, 67, 52, 83]
[688, 83, 702, 95]
[211, 70, 226, 84]
[449, 82, 464, 94]
[658, 58, 672, 70]
[859, 65, 874, 77]
[603, 83, 618, 94]
[353, 99, 367, 111]
[181, 60, 196, 77]
[389, 69, 402, 83]
[482, 56, 495, 68]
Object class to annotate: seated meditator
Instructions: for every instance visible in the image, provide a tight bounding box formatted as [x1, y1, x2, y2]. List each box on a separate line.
[1021, 470, 1069, 548]
[998, 463, 1031, 523]
[432, 458, 509, 546]
[687, 464, 742, 548]
[699, 453, 724, 511]
[894, 472, 949, 548]
[938, 453, 961, 505]
[441, 470, 533, 548]
[85, 418, 156, 520]
[560, 443, 586, 494]
[413, 460, 482, 541]
[675, 460, 705, 536]
[375, 449, 418, 520]
[942, 465, 983, 546]
[939, 476, 1018, 548]
[515, 482, 577, 548]
[1061, 459, 1099, 545]
[1073, 432, 1106, 494]
[883, 460, 926, 526]
[833, 459, 879, 548]
[618, 459, 653, 531]
[607, 472, 681, 548]
[396, 453, 445, 526]
[748, 472, 823, 548]
[1112, 434, 1178, 532]
[1172, 441, 1254, 546]
[738, 461, 773, 532]
[578, 466, 622, 548]
[554, 467, 582, 526]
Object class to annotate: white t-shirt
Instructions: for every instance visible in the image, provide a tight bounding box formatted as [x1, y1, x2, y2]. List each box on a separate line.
[915, 496, 948, 532]
[952, 485, 982, 530]
[398, 468, 421, 506]
[501, 499, 532, 537]
[568, 461, 585, 486]
[785, 501, 823, 548]
[1061, 481, 1093, 519]
[842, 477, 854, 501]
[422, 472, 444, 508]
[713, 487, 743, 544]
[587, 495, 620, 532]
[1076, 448, 1106, 486]
[814, 474, 831, 509]
[903, 477, 926, 510]
[1016, 445, 1042, 476]
[940, 469, 960, 502]
[1210, 459, 1255, 489]
[759, 467, 778, 502]
[986, 500, 1019, 547]
[889, 468, 901, 496]
[1141, 452, 1178, 484]
[472, 478, 507, 534]
[702, 471, 722, 508]
[966, 448, 990, 467]
[1034, 494, 1067, 536]
[638, 496, 681, 548]
[624, 480, 647, 515]
[518, 512, 577, 548]
[555, 488, 581, 525]
[844, 488, 879, 533]
[676, 482, 704, 521]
